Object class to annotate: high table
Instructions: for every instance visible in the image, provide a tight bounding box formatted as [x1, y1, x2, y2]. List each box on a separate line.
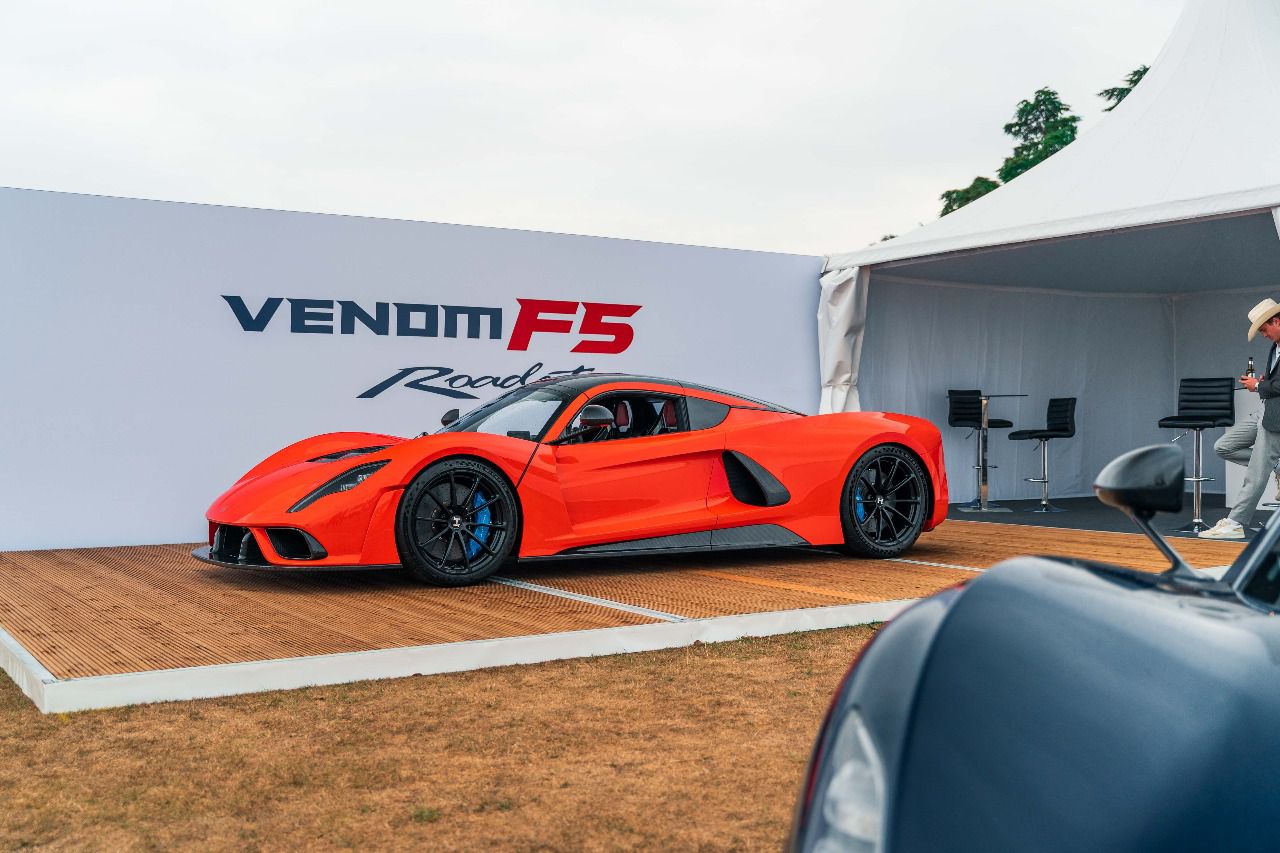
[957, 393, 1026, 513]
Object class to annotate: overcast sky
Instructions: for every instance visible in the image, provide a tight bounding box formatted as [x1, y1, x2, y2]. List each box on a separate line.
[0, 0, 1183, 257]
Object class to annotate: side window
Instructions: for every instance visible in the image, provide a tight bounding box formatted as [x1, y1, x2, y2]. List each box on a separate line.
[686, 397, 730, 430]
[563, 392, 686, 443]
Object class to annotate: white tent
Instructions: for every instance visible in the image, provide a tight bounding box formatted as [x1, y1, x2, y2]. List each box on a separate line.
[820, 0, 1280, 502]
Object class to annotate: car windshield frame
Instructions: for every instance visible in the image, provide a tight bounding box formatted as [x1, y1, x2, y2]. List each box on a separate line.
[1224, 511, 1280, 612]
[437, 385, 570, 442]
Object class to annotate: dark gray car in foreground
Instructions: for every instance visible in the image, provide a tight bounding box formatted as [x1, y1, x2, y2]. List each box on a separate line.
[790, 445, 1280, 853]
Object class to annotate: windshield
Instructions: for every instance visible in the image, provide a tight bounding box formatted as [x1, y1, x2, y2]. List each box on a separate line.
[438, 386, 568, 441]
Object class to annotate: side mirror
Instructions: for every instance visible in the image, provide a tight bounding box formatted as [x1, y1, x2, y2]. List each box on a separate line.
[1094, 444, 1184, 518]
[1095, 444, 1194, 578]
[440, 408, 460, 427]
[577, 404, 615, 429]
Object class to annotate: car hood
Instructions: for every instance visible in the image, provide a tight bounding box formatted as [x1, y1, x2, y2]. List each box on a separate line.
[888, 556, 1280, 852]
[209, 431, 405, 519]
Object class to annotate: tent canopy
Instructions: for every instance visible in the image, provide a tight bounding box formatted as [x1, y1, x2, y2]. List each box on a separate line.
[876, 209, 1280, 294]
[818, 0, 1280, 505]
[826, 0, 1280, 289]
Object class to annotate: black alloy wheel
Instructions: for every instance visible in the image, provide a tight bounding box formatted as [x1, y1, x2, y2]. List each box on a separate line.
[839, 445, 929, 558]
[395, 458, 519, 586]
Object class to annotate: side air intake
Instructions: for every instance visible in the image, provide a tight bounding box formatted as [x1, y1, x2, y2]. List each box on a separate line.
[722, 451, 791, 507]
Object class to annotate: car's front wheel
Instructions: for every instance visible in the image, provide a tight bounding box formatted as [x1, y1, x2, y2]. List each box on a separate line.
[840, 445, 929, 558]
[395, 457, 520, 585]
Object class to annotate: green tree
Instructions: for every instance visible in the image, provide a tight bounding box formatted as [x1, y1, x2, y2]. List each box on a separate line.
[996, 88, 1080, 183]
[938, 88, 1079, 215]
[1098, 64, 1150, 111]
[940, 177, 1000, 216]
[934, 69, 1142, 217]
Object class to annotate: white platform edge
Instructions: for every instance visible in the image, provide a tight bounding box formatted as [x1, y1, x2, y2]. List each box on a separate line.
[0, 624, 55, 709]
[2, 598, 916, 714]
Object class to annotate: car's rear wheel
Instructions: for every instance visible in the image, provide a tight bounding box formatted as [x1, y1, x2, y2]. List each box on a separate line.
[395, 457, 519, 586]
[840, 445, 929, 558]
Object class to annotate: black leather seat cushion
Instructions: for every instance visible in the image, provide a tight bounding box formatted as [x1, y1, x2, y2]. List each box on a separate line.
[1008, 429, 1072, 441]
[953, 418, 1013, 429]
[1158, 415, 1234, 429]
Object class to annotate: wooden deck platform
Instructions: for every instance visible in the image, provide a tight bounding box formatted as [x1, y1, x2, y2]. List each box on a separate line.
[0, 521, 1244, 712]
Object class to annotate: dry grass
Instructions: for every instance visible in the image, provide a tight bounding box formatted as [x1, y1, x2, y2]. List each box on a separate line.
[0, 626, 875, 852]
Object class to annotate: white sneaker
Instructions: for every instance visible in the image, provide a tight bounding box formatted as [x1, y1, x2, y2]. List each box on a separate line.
[1199, 518, 1245, 540]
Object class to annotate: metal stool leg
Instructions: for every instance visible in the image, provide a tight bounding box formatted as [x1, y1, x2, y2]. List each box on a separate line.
[1175, 428, 1212, 534]
[959, 397, 1010, 513]
[957, 430, 982, 509]
[1026, 439, 1065, 513]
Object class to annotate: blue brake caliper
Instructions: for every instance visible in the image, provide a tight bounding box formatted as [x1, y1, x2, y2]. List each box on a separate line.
[467, 489, 492, 558]
[854, 485, 867, 523]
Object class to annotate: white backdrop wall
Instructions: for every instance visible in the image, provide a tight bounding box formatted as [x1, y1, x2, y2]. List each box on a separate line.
[0, 188, 822, 551]
[858, 276, 1178, 502]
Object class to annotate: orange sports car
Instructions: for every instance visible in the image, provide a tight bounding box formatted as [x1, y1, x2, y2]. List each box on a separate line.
[194, 374, 948, 585]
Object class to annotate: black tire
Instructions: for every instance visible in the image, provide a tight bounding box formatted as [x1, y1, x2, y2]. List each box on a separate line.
[395, 457, 520, 586]
[839, 445, 929, 558]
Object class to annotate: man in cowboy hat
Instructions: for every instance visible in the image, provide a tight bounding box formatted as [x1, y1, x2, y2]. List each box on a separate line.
[1202, 298, 1280, 539]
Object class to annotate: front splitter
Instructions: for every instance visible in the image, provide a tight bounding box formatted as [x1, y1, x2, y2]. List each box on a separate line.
[190, 545, 401, 573]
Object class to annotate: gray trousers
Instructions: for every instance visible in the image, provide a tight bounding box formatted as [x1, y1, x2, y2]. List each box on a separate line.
[1216, 411, 1280, 525]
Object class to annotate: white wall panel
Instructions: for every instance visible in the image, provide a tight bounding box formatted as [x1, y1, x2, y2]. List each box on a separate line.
[0, 188, 821, 550]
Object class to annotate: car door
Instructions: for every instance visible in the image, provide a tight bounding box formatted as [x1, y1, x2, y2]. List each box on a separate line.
[549, 391, 724, 546]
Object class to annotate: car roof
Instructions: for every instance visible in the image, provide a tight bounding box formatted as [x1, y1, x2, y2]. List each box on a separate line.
[531, 373, 799, 413]
[533, 373, 682, 395]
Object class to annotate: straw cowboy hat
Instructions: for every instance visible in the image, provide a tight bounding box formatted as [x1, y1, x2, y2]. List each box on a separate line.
[1248, 298, 1280, 341]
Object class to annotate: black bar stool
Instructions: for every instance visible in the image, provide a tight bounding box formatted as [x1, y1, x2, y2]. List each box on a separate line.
[948, 390, 1013, 510]
[1157, 377, 1235, 534]
[1009, 397, 1076, 512]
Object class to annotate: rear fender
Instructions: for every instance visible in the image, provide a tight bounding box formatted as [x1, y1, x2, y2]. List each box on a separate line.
[838, 433, 948, 532]
[714, 411, 948, 544]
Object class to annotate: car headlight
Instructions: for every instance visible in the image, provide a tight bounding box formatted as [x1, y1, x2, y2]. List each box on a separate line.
[288, 460, 389, 513]
[814, 707, 885, 853]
